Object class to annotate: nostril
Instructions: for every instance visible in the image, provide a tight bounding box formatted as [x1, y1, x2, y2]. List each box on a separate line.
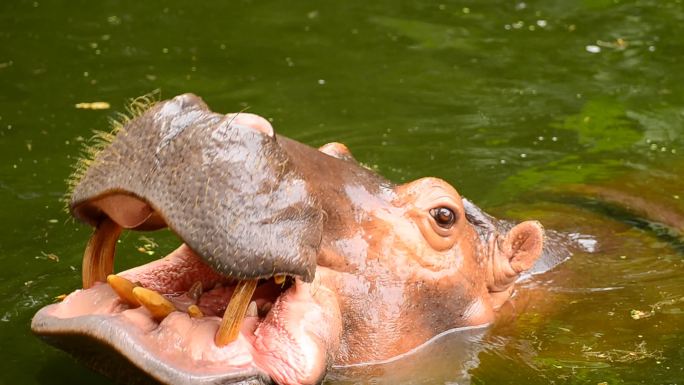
[227, 112, 274, 137]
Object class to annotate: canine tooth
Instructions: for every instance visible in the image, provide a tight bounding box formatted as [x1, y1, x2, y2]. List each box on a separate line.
[188, 281, 203, 302]
[188, 304, 204, 318]
[107, 275, 141, 307]
[132, 287, 177, 321]
[246, 301, 258, 317]
[82, 218, 122, 288]
[215, 280, 258, 346]
[274, 274, 286, 285]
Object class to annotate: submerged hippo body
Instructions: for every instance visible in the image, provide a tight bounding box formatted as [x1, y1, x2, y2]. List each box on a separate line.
[32, 94, 568, 385]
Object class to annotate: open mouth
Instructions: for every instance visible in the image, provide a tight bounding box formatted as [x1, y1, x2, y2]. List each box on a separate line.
[32, 209, 337, 385]
[32, 95, 342, 385]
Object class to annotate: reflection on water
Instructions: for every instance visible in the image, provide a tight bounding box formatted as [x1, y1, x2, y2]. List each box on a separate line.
[327, 327, 486, 385]
[1, 0, 682, 383]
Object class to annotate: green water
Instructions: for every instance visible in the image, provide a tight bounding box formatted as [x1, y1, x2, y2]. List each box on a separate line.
[1, 0, 683, 384]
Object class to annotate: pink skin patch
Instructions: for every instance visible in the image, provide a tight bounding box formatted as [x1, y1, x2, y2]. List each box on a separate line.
[39, 244, 340, 385]
[226, 112, 274, 137]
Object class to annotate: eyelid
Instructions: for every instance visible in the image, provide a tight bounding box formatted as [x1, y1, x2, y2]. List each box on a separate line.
[429, 200, 460, 217]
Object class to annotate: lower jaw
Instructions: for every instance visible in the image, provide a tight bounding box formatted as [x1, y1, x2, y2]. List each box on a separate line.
[33, 306, 269, 385]
[32, 244, 336, 385]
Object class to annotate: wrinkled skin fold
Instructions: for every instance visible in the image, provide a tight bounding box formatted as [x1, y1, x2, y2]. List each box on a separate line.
[32, 94, 569, 385]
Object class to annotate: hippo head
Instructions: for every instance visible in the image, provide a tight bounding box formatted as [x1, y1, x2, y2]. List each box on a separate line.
[32, 94, 547, 385]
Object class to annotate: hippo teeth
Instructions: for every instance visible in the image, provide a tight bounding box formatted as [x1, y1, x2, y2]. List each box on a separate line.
[105, 274, 280, 328]
[82, 218, 122, 288]
[187, 304, 204, 318]
[132, 287, 177, 321]
[274, 274, 286, 285]
[106, 274, 141, 307]
[215, 279, 258, 346]
[93, 239, 289, 346]
[187, 281, 203, 302]
[246, 301, 258, 318]
[107, 274, 210, 320]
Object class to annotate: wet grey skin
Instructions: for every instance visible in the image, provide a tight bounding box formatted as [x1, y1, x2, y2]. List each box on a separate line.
[33, 94, 570, 385]
[70, 94, 321, 281]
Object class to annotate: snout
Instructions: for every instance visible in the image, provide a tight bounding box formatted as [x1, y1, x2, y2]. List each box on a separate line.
[68, 93, 323, 282]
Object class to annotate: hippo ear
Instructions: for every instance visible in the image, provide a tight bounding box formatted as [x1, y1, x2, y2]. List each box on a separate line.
[489, 221, 544, 294]
[502, 221, 544, 273]
[318, 142, 358, 163]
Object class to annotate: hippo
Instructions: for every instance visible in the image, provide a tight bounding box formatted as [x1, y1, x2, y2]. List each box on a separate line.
[31, 94, 569, 385]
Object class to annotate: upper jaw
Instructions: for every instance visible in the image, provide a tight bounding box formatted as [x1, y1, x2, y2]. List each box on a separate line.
[68, 93, 325, 281]
[71, 191, 321, 283]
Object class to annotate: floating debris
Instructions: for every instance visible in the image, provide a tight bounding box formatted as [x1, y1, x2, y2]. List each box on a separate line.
[136, 235, 158, 255]
[597, 38, 628, 50]
[630, 296, 684, 320]
[630, 309, 652, 320]
[107, 15, 121, 26]
[585, 45, 601, 54]
[75, 102, 110, 110]
[40, 251, 60, 262]
[582, 341, 662, 363]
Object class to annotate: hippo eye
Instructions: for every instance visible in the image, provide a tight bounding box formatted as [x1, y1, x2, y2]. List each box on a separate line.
[430, 207, 456, 228]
